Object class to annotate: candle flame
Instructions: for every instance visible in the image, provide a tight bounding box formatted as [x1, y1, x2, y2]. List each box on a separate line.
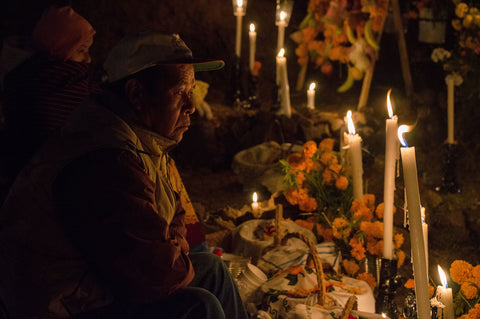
[382, 314, 386, 318]
[250, 23, 255, 32]
[346, 110, 355, 135]
[237, 0, 243, 7]
[252, 192, 258, 203]
[397, 124, 411, 147]
[278, 48, 285, 57]
[309, 82, 316, 91]
[280, 11, 287, 21]
[438, 265, 448, 288]
[387, 89, 394, 119]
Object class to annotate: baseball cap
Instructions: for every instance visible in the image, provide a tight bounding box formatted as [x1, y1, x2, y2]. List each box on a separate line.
[103, 31, 225, 83]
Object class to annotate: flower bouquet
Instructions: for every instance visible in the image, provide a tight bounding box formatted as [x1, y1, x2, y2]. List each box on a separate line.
[449, 260, 480, 319]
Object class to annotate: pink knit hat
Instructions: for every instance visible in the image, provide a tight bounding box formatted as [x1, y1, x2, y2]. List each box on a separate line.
[32, 6, 96, 61]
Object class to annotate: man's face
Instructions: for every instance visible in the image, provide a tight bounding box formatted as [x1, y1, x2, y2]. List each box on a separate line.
[138, 64, 196, 143]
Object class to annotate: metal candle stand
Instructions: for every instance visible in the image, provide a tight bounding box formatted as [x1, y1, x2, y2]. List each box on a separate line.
[435, 143, 460, 194]
[376, 258, 401, 319]
[247, 72, 259, 109]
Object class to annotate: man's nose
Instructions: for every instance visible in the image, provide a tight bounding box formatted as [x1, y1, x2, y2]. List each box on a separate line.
[184, 94, 195, 115]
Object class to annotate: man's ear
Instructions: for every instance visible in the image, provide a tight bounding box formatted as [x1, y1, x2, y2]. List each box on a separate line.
[124, 79, 144, 111]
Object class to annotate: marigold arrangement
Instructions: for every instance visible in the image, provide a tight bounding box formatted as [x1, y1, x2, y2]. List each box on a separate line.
[293, 0, 388, 92]
[282, 139, 406, 289]
[449, 260, 480, 319]
[281, 138, 352, 218]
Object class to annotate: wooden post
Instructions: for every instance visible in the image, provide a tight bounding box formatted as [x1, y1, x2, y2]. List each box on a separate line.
[392, 0, 414, 110]
[357, 0, 390, 111]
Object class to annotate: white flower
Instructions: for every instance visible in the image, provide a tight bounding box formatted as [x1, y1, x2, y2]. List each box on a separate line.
[431, 48, 452, 63]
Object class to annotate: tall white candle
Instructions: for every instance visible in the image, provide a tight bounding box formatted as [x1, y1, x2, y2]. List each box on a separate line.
[436, 265, 455, 319]
[446, 76, 454, 144]
[345, 111, 363, 200]
[277, 11, 287, 55]
[398, 125, 430, 319]
[249, 23, 257, 73]
[421, 207, 428, 277]
[234, 0, 245, 57]
[276, 49, 291, 118]
[383, 89, 398, 260]
[307, 82, 315, 109]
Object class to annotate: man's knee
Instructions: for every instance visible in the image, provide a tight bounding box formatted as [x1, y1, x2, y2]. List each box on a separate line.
[179, 287, 225, 319]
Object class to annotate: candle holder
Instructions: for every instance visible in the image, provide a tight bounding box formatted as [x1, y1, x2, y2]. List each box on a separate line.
[435, 143, 460, 194]
[231, 55, 243, 107]
[376, 258, 401, 319]
[402, 288, 417, 319]
[247, 72, 259, 108]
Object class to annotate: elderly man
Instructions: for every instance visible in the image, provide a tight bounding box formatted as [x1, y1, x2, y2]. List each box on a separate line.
[0, 32, 247, 319]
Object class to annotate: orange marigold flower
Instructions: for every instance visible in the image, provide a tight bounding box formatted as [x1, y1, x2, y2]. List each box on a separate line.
[287, 152, 306, 173]
[335, 175, 349, 190]
[320, 152, 338, 166]
[375, 202, 396, 219]
[319, 138, 335, 152]
[350, 198, 365, 214]
[472, 265, 480, 287]
[429, 283, 435, 297]
[298, 56, 309, 67]
[295, 219, 314, 231]
[363, 194, 375, 212]
[461, 281, 479, 299]
[285, 188, 300, 205]
[366, 237, 383, 256]
[297, 172, 306, 185]
[323, 169, 335, 185]
[328, 163, 342, 174]
[349, 238, 366, 261]
[302, 27, 318, 43]
[298, 196, 318, 212]
[451, 260, 474, 284]
[404, 278, 415, 289]
[317, 225, 334, 242]
[467, 303, 480, 319]
[397, 250, 406, 268]
[343, 259, 360, 276]
[353, 205, 373, 222]
[373, 221, 384, 238]
[332, 217, 350, 239]
[295, 42, 309, 58]
[303, 141, 318, 158]
[357, 272, 377, 288]
[394, 233, 404, 249]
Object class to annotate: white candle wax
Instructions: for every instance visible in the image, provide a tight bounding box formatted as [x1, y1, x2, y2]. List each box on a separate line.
[307, 83, 315, 109]
[436, 286, 454, 319]
[437, 266, 455, 319]
[400, 145, 430, 319]
[235, 10, 243, 57]
[345, 132, 363, 199]
[446, 77, 454, 144]
[383, 115, 398, 259]
[277, 21, 286, 56]
[276, 50, 291, 118]
[249, 24, 256, 73]
[421, 207, 428, 277]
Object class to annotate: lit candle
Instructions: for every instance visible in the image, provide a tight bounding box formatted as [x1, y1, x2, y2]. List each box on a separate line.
[277, 11, 287, 55]
[276, 49, 291, 118]
[398, 125, 430, 319]
[344, 111, 363, 199]
[446, 76, 454, 144]
[436, 265, 455, 319]
[249, 23, 257, 73]
[251, 192, 260, 212]
[383, 89, 398, 260]
[307, 82, 316, 109]
[421, 207, 428, 277]
[234, 0, 245, 57]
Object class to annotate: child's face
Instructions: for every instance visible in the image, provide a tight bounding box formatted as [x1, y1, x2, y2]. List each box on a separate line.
[70, 34, 94, 64]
